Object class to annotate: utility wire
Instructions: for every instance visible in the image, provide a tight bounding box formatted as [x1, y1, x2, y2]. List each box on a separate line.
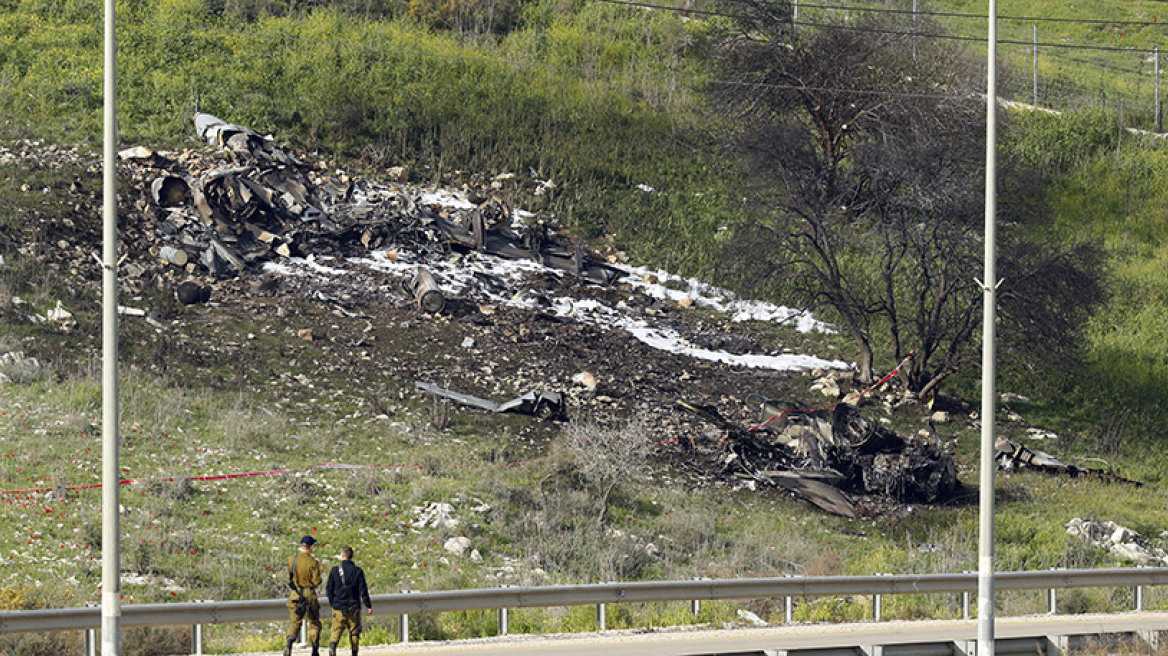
[596, 0, 1168, 29]
[0, 0, 1153, 110]
[3, 0, 1154, 53]
[0, 0, 973, 100]
[592, 0, 1159, 53]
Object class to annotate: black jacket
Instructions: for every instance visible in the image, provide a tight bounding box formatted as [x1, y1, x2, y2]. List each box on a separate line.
[325, 560, 372, 612]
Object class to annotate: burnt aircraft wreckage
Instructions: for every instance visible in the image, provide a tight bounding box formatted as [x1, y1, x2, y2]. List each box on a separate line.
[127, 113, 620, 284]
[677, 398, 962, 518]
[120, 114, 972, 518]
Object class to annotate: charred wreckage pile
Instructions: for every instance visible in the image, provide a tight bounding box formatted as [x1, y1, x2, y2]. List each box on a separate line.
[109, 115, 969, 517]
[120, 113, 619, 286]
[675, 397, 961, 518]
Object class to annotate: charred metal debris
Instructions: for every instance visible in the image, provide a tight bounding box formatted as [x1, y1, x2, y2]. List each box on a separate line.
[121, 113, 620, 284]
[415, 381, 566, 420]
[995, 437, 1140, 486]
[676, 399, 962, 518]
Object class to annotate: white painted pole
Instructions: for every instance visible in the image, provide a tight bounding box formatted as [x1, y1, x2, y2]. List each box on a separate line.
[1032, 25, 1038, 105]
[1155, 46, 1161, 133]
[101, 0, 121, 650]
[912, 0, 918, 60]
[978, 0, 999, 652]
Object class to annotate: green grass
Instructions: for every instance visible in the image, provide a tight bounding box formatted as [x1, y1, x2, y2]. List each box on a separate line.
[5, 0, 1168, 651]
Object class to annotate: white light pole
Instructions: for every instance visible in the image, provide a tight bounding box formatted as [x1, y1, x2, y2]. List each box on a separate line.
[978, 0, 998, 652]
[102, 0, 121, 650]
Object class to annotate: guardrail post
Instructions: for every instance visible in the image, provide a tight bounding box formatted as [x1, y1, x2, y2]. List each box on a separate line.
[191, 621, 203, 656]
[872, 592, 882, 621]
[190, 599, 205, 656]
[785, 595, 793, 623]
[496, 584, 509, 636]
[299, 617, 307, 646]
[596, 602, 606, 631]
[1136, 585, 1144, 611]
[1047, 586, 1057, 614]
[690, 598, 700, 618]
[397, 589, 412, 644]
[962, 590, 971, 619]
[84, 602, 97, 656]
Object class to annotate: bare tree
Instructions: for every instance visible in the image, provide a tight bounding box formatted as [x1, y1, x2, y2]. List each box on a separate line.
[560, 418, 651, 528]
[706, 1, 1105, 396]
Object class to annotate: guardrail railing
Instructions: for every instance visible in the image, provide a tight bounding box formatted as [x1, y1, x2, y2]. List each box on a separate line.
[3, 567, 1167, 648]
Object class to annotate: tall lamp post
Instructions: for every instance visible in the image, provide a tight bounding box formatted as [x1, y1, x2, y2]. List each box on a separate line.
[977, 0, 998, 652]
[102, 0, 122, 650]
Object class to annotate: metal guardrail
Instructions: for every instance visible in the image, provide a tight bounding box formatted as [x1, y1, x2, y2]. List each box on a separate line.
[3, 567, 1168, 635]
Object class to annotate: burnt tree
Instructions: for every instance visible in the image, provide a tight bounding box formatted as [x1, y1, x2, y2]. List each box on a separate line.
[706, 2, 1105, 396]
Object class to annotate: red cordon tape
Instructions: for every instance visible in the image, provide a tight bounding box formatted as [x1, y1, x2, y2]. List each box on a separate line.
[645, 352, 914, 448]
[0, 354, 915, 495]
[0, 462, 426, 496]
[745, 350, 914, 433]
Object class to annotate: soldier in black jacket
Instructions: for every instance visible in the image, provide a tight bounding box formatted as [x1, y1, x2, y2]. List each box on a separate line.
[325, 546, 372, 656]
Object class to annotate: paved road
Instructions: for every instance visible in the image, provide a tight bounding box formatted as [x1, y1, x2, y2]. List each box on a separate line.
[250, 612, 1168, 656]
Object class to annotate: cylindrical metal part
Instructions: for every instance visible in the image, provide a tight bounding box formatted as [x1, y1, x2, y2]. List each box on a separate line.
[159, 246, 189, 267]
[411, 268, 446, 314]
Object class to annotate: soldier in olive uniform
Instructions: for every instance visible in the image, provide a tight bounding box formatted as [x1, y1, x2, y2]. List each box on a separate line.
[284, 535, 323, 656]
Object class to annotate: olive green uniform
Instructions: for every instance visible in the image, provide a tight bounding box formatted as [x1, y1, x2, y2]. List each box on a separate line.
[287, 548, 323, 645]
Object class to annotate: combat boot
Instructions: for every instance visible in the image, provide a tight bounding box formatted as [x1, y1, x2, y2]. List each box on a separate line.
[328, 642, 337, 656]
[310, 644, 320, 656]
[283, 637, 294, 656]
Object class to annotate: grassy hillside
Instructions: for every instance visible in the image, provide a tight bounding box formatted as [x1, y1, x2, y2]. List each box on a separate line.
[4, 0, 1168, 652]
[0, 0, 738, 278]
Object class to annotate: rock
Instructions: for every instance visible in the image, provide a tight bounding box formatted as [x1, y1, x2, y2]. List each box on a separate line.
[411, 502, 459, 530]
[45, 300, 76, 331]
[444, 536, 471, 556]
[737, 609, 769, 627]
[810, 375, 840, 398]
[571, 371, 597, 391]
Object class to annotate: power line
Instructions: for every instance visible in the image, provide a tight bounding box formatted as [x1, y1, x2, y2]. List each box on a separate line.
[0, 0, 971, 101]
[595, 0, 1162, 52]
[798, 1, 1168, 29]
[596, 0, 1168, 30]
[0, 0, 1156, 113]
